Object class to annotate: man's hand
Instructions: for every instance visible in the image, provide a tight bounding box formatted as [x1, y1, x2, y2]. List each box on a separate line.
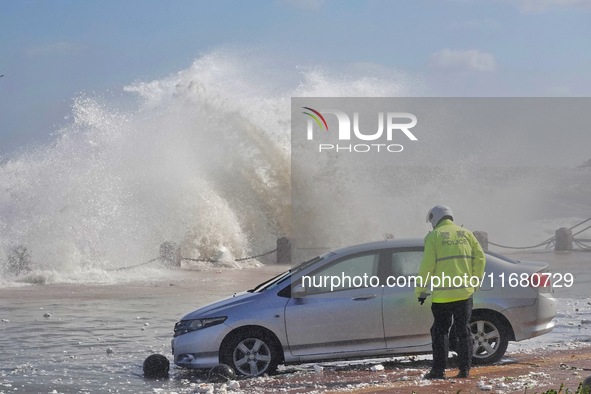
[418, 297, 426, 305]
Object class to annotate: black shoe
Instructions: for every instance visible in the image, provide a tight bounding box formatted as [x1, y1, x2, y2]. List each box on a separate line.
[455, 370, 469, 378]
[423, 370, 446, 380]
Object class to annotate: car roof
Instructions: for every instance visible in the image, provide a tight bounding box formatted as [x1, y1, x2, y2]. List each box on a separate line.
[327, 238, 424, 258]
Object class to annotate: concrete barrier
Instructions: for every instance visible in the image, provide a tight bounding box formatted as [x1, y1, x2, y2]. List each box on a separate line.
[554, 227, 573, 252]
[474, 231, 489, 251]
[276, 237, 291, 264]
[7, 245, 31, 275]
[159, 242, 182, 267]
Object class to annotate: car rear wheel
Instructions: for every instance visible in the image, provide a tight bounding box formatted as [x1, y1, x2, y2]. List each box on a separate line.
[220, 331, 279, 377]
[470, 313, 509, 365]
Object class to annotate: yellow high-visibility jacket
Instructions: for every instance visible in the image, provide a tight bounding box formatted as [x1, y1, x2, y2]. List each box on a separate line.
[415, 219, 486, 303]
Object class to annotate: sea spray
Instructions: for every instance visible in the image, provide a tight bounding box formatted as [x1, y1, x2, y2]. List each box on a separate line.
[0, 50, 419, 283]
[1, 50, 590, 283]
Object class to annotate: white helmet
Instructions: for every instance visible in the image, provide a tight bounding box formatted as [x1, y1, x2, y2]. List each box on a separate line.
[426, 205, 454, 228]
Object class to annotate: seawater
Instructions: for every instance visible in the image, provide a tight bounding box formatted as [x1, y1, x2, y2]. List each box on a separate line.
[0, 267, 287, 393]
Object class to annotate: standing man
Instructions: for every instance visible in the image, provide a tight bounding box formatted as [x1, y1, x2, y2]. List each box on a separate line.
[415, 205, 486, 379]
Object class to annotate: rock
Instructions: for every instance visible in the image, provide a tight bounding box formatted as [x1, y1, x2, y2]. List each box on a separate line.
[208, 364, 236, 383]
[43, 312, 52, 318]
[143, 354, 170, 379]
[370, 364, 385, 372]
[106, 347, 114, 354]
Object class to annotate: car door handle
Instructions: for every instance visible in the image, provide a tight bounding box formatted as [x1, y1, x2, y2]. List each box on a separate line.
[352, 294, 377, 301]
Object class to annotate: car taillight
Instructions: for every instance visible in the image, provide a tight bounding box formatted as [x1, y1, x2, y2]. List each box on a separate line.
[529, 272, 551, 288]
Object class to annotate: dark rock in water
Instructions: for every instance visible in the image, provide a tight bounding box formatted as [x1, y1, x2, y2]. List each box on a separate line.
[7, 245, 31, 275]
[143, 354, 170, 379]
[583, 375, 591, 391]
[208, 364, 236, 383]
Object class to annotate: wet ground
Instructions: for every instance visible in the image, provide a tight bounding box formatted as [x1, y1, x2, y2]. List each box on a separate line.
[229, 346, 591, 393]
[1, 250, 591, 393]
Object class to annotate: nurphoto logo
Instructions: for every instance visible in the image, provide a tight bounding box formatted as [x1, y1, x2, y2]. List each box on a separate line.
[302, 107, 418, 153]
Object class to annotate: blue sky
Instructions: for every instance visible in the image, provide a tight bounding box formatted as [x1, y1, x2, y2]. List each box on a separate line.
[1, 0, 590, 156]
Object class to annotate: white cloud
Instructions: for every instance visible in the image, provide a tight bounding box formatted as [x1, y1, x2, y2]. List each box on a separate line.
[279, 0, 325, 9]
[429, 49, 498, 72]
[25, 41, 84, 57]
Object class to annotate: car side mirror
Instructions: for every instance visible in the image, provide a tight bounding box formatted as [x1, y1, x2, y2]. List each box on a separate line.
[292, 284, 307, 299]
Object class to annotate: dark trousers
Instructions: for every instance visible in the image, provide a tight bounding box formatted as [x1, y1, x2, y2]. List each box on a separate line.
[430, 298, 473, 373]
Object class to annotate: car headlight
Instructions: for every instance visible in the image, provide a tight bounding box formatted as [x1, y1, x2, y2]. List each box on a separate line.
[173, 317, 227, 337]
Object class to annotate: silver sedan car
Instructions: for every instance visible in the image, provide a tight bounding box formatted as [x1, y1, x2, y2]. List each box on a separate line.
[172, 239, 556, 377]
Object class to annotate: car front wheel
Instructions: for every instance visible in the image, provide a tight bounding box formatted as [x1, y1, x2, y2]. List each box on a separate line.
[220, 331, 279, 377]
[470, 313, 509, 365]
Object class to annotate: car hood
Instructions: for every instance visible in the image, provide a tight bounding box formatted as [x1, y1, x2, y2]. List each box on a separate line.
[181, 291, 259, 320]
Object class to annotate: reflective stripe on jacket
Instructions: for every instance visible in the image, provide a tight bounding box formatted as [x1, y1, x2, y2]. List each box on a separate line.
[415, 219, 486, 303]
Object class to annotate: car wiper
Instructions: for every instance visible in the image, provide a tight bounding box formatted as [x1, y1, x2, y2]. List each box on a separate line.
[246, 255, 324, 293]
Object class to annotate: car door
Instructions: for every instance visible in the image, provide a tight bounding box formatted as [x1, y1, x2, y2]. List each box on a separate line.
[284, 251, 386, 356]
[382, 248, 433, 349]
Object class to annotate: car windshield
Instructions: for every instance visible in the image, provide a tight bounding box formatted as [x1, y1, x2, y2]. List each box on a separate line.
[248, 255, 326, 293]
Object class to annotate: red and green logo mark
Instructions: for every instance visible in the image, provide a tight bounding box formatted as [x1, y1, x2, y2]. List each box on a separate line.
[302, 107, 328, 131]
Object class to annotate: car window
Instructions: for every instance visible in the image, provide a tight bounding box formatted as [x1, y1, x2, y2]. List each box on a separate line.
[389, 251, 424, 277]
[304, 252, 380, 294]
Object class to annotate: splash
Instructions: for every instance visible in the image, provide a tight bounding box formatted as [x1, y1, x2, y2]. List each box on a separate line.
[2, 50, 589, 284]
[0, 50, 419, 283]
